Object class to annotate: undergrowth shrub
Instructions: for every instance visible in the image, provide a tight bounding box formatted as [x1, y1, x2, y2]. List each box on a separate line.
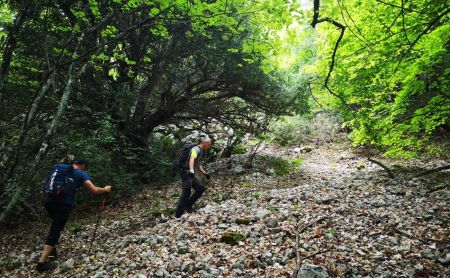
[263, 156, 303, 176]
[270, 111, 342, 146]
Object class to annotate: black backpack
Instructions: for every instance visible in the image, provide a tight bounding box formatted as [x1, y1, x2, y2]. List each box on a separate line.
[43, 164, 74, 198]
[177, 144, 197, 170]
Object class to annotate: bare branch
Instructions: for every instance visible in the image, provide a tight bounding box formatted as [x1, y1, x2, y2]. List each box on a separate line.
[373, 0, 422, 13]
[337, 0, 371, 49]
[299, 247, 334, 266]
[401, 0, 411, 44]
[367, 158, 396, 179]
[311, 0, 321, 27]
[310, 1, 352, 112]
[306, 81, 324, 109]
[309, 81, 353, 111]
[416, 164, 450, 177]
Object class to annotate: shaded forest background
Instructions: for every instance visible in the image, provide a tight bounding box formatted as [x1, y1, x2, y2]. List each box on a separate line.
[0, 0, 448, 223]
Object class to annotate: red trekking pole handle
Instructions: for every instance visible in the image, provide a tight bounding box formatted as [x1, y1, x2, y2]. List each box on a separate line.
[99, 192, 108, 210]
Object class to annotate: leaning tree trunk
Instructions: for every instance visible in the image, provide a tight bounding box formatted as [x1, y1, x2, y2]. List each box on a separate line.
[0, 60, 87, 222]
[0, 76, 53, 192]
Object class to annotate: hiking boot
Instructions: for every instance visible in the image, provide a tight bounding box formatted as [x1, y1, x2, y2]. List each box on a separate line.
[48, 248, 57, 260]
[36, 261, 55, 272]
[175, 207, 184, 218]
[186, 207, 194, 213]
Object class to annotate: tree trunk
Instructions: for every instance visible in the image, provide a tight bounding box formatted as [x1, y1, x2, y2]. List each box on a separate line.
[0, 6, 30, 106]
[128, 62, 162, 125]
[0, 61, 87, 222]
[0, 76, 53, 192]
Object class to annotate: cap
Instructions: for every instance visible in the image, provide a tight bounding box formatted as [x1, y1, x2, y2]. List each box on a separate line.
[72, 158, 89, 165]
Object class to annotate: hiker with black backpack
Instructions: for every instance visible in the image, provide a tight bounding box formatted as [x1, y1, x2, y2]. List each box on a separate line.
[175, 137, 213, 218]
[36, 159, 112, 272]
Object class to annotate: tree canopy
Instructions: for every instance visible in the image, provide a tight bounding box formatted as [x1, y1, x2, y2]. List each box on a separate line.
[297, 0, 449, 157]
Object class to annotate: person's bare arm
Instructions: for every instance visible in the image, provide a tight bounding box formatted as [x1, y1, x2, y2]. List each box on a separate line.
[189, 155, 195, 174]
[198, 165, 207, 175]
[83, 180, 111, 194]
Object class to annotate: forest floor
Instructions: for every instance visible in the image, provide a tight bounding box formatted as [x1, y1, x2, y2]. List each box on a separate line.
[0, 141, 449, 277]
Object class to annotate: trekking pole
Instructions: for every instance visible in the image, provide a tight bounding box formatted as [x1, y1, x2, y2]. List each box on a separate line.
[88, 192, 108, 255]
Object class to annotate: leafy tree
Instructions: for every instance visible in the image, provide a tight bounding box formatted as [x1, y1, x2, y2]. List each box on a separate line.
[0, 0, 303, 221]
[294, 0, 449, 157]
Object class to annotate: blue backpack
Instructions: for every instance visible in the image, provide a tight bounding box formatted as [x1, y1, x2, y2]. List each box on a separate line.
[43, 164, 74, 198]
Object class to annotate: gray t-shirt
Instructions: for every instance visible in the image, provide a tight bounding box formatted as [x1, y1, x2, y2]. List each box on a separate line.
[190, 146, 203, 171]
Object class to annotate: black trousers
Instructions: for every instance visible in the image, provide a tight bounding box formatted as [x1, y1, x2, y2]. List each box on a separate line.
[176, 170, 205, 213]
[45, 202, 73, 246]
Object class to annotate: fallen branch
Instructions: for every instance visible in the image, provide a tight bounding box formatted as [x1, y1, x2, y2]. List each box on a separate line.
[427, 184, 449, 194]
[299, 216, 330, 234]
[295, 221, 300, 268]
[367, 158, 395, 179]
[388, 226, 431, 245]
[299, 246, 334, 266]
[368, 212, 436, 245]
[415, 164, 450, 177]
[21, 200, 40, 221]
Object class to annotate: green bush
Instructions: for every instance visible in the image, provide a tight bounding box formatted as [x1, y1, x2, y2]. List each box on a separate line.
[232, 144, 248, 154]
[220, 232, 246, 245]
[67, 221, 84, 234]
[270, 112, 342, 146]
[264, 157, 303, 176]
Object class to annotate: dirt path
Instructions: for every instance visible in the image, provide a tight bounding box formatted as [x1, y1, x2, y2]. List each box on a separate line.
[1, 143, 449, 277]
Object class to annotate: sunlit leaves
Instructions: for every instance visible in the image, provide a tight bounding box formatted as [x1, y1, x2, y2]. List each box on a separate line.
[292, 0, 449, 157]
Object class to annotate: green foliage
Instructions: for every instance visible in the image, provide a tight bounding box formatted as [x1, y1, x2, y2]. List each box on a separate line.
[270, 112, 342, 146]
[220, 232, 246, 245]
[289, 0, 450, 157]
[264, 157, 303, 176]
[144, 207, 175, 217]
[178, 247, 190, 254]
[231, 144, 247, 155]
[0, 254, 20, 271]
[251, 190, 264, 199]
[235, 218, 250, 225]
[67, 221, 84, 234]
[266, 203, 278, 212]
[325, 228, 336, 238]
[291, 204, 301, 211]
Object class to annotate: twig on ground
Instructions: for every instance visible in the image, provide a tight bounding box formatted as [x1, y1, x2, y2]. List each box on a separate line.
[368, 212, 436, 245]
[295, 221, 300, 267]
[298, 246, 334, 266]
[367, 158, 396, 179]
[293, 216, 330, 276]
[415, 164, 450, 177]
[298, 216, 329, 234]
[427, 184, 449, 194]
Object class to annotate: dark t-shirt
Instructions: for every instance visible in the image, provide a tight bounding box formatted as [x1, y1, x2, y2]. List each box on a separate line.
[46, 164, 90, 206]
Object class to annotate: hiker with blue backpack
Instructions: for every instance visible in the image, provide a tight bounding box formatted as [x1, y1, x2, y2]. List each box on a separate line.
[36, 159, 112, 272]
[175, 137, 213, 218]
